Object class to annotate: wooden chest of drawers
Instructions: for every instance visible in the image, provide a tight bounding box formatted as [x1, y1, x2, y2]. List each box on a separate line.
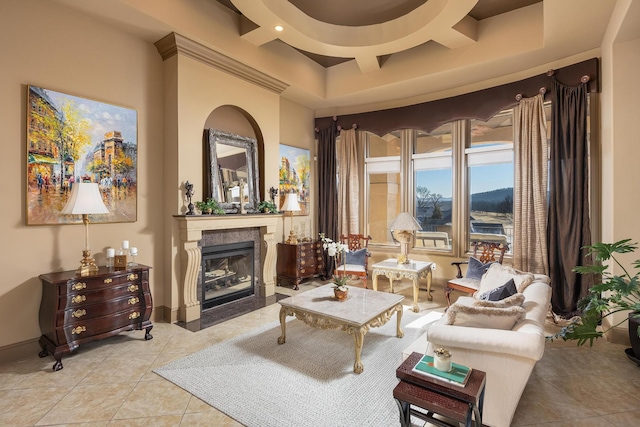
[276, 241, 324, 290]
[38, 265, 153, 371]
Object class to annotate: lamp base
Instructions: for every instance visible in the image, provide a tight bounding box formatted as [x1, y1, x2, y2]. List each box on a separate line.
[76, 250, 99, 276]
[285, 230, 298, 245]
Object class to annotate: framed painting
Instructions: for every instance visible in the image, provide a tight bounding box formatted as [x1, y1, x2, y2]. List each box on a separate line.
[26, 85, 137, 225]
[279, 144, 310, 216]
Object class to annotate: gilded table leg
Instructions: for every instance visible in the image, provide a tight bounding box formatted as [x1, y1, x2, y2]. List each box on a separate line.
[277, 306, 287, 344]
[353, 327, 365, 374]
[426, 268, 433, 301]
[412, 278, 420, 312]
[372, 272, 379, 291]
[396, 305, 404, 338]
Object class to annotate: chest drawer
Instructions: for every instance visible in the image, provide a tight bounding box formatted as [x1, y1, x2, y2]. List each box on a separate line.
[61, 271, 146, 295]
[57, 306, 151, 345]
[59, 282, 145, 310]
[61, 292, 152, 325]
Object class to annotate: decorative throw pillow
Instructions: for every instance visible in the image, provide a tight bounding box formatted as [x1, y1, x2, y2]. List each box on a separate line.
[344, 248, 367, 266]
[445, 297, 526, 329]
[465, 257, 495, 280]
[477, 278, 517, 301]
[474, 292, 525, 308]
[477, 263, 535, 296]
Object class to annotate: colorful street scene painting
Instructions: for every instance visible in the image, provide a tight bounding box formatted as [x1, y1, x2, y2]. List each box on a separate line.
[26, 85, 137, 225]
[279, 144, 310, 216]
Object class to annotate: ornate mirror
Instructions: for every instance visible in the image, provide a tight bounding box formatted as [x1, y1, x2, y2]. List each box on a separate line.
[205, 129, 260, 213]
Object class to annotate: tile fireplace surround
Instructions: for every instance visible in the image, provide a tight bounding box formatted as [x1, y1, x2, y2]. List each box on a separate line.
[175, 214, 279, 323]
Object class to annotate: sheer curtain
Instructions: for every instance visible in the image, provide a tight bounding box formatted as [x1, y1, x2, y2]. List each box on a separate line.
[337, 128, 359, 236]
[547, 79, 593, 318]
[513, 94, 549, 274]
[317, 123, 339, 279]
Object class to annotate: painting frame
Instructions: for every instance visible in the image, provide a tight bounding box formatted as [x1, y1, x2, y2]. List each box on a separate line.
[279, 144, 310, 216]
[26, 85, 138, 225]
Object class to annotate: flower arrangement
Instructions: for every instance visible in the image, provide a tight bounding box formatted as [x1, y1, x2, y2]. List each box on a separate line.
[319, 233, 350, 290]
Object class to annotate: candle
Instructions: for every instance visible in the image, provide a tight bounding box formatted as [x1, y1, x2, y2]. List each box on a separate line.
[122, 240, 129, 249]
[106, 248, 115, 258]
[130, 247, 138, 256]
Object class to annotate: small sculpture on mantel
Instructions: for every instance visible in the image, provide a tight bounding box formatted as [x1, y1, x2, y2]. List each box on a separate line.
[239, 179, 247, 214]
[269, 186, 278, 203]
[185, 181, 195, 215]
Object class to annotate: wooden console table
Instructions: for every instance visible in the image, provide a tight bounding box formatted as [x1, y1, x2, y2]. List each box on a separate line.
[371, 259, 435, 312]
[276, 241, 324, 290]
[38, 264, 153, 371]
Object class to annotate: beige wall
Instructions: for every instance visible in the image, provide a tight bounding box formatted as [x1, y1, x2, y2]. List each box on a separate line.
[0, 0, 164, 350]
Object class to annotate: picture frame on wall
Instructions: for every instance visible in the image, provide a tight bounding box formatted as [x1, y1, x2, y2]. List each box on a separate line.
[26, 85, 138, 225]
[279, 144, 310, 216]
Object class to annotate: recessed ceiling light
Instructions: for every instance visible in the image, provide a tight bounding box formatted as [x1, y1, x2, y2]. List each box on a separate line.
[274, 25, 284, 32]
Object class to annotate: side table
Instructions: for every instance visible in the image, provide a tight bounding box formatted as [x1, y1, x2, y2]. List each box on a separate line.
[394, 352, 486, 427]
[371, 259, 435, 312]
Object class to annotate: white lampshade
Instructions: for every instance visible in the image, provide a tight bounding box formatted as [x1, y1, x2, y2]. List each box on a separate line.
[281, 192, 301, 212]
[61, 183, 109, 215]
[390, 212, 422, 231]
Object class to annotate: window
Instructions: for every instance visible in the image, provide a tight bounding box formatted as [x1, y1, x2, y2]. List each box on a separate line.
[413, 124, 453, 250]
[467, 110, 514, 251]
[364, 132, 401, 244]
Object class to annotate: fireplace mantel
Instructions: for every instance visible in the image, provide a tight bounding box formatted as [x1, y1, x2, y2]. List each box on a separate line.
[175, 214, 280, 322]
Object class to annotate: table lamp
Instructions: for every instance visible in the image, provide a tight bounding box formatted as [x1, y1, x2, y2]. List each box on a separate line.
[61, 182, 110, 276]
[390, 212, 422, 263]
[282, 192, 301, 244]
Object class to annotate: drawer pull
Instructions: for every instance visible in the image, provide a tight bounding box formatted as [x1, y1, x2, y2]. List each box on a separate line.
[72, 309, 86, 318]
[300, 268, 307, 274]
[129, 312, 141, 320]
[72, 282, 87, 291]
[71, 295, 86, 304]
[104, 278, 113, 284]
[71, 326, 86, 335]
[128, 297, 140, 305]
[127, 273, 138, 281]
[300, 260, 307, 266]
[127, 284, 139, 292]
[300, 251, 307, 257]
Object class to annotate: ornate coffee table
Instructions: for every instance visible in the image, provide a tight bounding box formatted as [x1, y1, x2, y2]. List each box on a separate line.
[371, 259, 435, 313]
[277, 284, 404, 374]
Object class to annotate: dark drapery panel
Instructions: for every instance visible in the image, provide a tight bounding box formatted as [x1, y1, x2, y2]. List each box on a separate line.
[317, 123, 339, 279]
[547, 79, 593, 318]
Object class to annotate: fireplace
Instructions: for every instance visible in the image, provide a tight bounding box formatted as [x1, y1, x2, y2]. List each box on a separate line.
[201, 241, 254, 310]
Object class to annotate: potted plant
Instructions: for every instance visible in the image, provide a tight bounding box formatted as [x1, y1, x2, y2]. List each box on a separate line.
[258, 200, 278, 213]
[194, 198, 225, 215]
[550, 239, 640, 361]
[319, 233, 350, 299]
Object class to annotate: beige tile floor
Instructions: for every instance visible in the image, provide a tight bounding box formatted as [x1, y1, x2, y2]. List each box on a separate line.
[1, 278, 639, 426]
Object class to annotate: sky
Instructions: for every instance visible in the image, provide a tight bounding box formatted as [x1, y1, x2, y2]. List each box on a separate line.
[416, 163, 514, 198]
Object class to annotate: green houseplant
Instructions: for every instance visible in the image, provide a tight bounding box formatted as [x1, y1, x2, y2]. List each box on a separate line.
[257, 200, 278, 213]
[194, 198, 225, 215]
[551, 239, 640, 355]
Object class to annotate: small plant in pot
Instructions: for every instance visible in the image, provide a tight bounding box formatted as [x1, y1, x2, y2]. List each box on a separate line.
[550, 239, 640, 363]
[194, 198, 225, 215]
[319, 233, 350, 299]
[258, 200, 278, 213]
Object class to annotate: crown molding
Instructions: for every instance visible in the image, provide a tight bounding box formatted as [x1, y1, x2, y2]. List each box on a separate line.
[155, 32, 289, 94]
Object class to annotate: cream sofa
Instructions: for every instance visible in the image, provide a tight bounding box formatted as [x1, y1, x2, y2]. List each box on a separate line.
[402, 270, 552, 427]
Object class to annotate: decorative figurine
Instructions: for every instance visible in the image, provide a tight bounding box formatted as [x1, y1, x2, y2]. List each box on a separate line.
[185, 181, 195, 215]
[269, 186, 278, 203]
[239, 179, 247, 214]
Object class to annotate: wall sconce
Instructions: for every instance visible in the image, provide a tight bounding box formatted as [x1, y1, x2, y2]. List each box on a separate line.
[60, 183, 110, 276]
[281, 192, 301, 244]
[390, 212, 422, 264]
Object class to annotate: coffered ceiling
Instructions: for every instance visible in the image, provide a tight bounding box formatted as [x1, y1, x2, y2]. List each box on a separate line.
[217, 0, 541, 70]
[52, 0, 618, 114]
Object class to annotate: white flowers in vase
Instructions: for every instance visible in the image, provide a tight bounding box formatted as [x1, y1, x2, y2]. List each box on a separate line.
[319, 233, 350, 290]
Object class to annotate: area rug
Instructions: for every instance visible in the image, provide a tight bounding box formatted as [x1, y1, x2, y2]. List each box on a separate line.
[155, 308, 429, 427]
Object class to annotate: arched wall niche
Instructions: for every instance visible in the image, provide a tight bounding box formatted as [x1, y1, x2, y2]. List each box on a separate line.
[204, 105, 265, 202]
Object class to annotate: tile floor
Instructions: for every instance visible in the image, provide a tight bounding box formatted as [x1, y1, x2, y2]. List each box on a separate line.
[1, 278, 639, 426]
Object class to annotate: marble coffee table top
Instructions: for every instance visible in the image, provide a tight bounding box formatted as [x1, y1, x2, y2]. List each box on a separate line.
[278, 284, 404, 326]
